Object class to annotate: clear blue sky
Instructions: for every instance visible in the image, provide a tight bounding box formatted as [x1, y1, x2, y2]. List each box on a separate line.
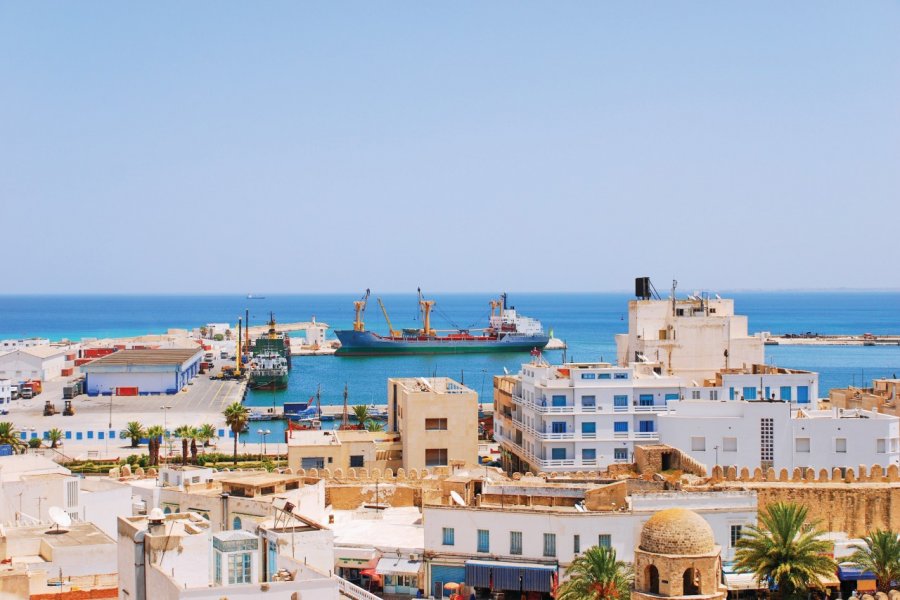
[2, 2, 898, 293]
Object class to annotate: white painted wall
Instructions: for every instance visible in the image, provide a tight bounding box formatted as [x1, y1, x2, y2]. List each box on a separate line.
[85, 371, 178, 395]
[424, 491, 757, 567]
[80, 479, 134, 539]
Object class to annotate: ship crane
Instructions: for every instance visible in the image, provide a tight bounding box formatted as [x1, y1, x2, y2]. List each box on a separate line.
[377, 298, 401, 338]
[353, 289, 370, 332]
[418, 287, 436, 337]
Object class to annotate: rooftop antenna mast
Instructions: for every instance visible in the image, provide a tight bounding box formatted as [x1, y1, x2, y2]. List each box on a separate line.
[671, 279, 678, 316]
[341, 383, 349, 429]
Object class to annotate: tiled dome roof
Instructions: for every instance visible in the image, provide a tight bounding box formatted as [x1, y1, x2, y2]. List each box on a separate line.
[640, 508, 715, 555]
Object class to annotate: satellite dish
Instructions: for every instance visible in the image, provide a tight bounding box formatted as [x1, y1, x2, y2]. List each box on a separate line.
[450, 491, 465, 507]
[47, 506, 71, 534]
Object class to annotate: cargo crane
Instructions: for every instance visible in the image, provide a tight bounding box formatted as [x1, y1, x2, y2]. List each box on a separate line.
[418, 288, 436, 337]
[377, 298, 401, 338]
[353, 289, 371, 332]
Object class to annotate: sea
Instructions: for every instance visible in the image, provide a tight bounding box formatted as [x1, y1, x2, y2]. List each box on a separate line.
[1, 292, 898, 442]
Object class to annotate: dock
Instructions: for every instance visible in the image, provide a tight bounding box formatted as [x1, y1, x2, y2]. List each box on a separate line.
[765, 334, 900, 346]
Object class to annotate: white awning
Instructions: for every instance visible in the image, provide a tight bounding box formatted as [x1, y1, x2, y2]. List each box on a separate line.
[376, 557, 422, 576]
[724, 572, 764, 590]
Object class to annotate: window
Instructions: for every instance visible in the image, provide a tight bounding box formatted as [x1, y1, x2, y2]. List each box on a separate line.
[301, 457, 325, 469]
[581, 395, 596, 408]
[425, 418, 448, 430]
[551, 421, 566, 434]
[66, 480, 78, 507]
[581, 373, 596, 380]
[442, 527, 455, 546]
[614, 421, 629, 433]
[664, 393, 679, 402]
[477, 529, 490, 553]
[797, 386, 810, 404]
[581, 422, 596, 434]
[614, 448, 628, 461]
[877, 439, 887, 453]
[743, 387, 757, 401]
[729, 387, 735, 401]
[573, 534, 581, 554]
[543, 533, 556, 557]
[780, 386, 792, 401]
[691, 437, 706, 451]
[598, 534, 611, 548]
[426, 448, 448, 466]
[614, 372, 628, 380]
[795, 438, 810, 453]
[510, 531, 523, 555]
[350, 455, 364, 468]
[730, 525, 743, 547]
[214, 551, 222, 584]
[228, 552, 252, 584]
[232, 516, 242, 530]
[551, 448, 566, 460]
[691, 390, 701, 400]
[723, 437, 737, 452]
[551, 395, 566, 407]
[582, 448, 596, 461]
[638, 394, 654, 406]
[638, 420, 655, 433]
[613, 395, 628, 408]
[709, 390, 718, 401]
[836, 438, 847, 453]
[599, 373, 612, 379]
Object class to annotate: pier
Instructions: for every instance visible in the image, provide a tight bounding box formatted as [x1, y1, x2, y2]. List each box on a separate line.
[766, 334, 900, 346]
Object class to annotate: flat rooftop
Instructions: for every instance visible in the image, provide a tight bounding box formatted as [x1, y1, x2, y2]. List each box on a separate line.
[390, 377, 473, 395]
[84, 349, 201, 367]
[3, 522, 113, 552]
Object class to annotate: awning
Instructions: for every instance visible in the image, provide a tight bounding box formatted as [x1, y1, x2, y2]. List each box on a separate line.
[724, 572, 764, 591]
[376, 557, 422, 576]
[838, 566, 877, 581]
[465, 559, 557, 593]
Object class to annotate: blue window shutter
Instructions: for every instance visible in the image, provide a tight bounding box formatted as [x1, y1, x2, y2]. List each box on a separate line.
[614, 421, 628, 432]
[780, 386, 792, 401]
[797, 386, 810, 403]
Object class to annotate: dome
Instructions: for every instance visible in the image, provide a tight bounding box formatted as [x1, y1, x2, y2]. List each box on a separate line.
[639, 508, 715, 555]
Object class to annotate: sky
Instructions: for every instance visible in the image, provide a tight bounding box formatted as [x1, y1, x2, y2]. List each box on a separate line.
[2, 2, 899, 294]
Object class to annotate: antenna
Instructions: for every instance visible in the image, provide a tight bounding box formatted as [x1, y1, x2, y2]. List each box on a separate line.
[47, 506, 71, 534]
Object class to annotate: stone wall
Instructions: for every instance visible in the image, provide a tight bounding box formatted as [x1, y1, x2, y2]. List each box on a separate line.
[635, 444, 708, 477]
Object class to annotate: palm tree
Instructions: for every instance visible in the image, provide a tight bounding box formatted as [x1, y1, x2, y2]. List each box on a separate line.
[734, 502, 836, 599]
[47, 428, 63, 449]
[848, 529, 900, 593]
[557, 545, 633, 600]
[365, 420, 384, 432]
[174, 425, 193, 465]
[223, 402, 250, 465]
[197, 423, 217, 447]
[352, 405, 370, 429]
[146, 425, 164, 466]
[189, 428, 200, 463]
[120, 421, 146, 448]
[0, 422, 25, 454]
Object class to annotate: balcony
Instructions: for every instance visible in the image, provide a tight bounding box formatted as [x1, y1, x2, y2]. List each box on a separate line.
[613, 404, 669, 413]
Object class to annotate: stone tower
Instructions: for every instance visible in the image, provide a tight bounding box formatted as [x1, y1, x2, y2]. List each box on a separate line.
[632, 508, 727, 600]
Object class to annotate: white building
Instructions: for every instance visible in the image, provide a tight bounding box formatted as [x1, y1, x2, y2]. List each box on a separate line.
[0, 455, 81, 525]
[0, 378, 10, 412]
[615, 286, 765, 381]
[117, 511, 340, 600]
[0, 345, 74, 381]
[424, 485, 757, 599]
[0, 338, 50, 352]
[81, 349, 203, 396]
[658, 401, 900, 472]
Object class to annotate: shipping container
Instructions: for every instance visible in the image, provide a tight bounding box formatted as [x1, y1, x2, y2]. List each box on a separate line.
[61, 368, 73, 377]
[116, 387, 139, 396]
[83, 348, 116, 359]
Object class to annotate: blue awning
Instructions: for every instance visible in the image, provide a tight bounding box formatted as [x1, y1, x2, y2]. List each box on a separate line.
[838, 566, 876, 581]
[465, 560, 557, 593]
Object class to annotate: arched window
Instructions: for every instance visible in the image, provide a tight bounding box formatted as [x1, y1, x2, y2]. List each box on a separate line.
[233, 516, 242, 530]
[683, 568, 700, 595]
[647, 565, 660, 594]
[163, 506, 172, 515]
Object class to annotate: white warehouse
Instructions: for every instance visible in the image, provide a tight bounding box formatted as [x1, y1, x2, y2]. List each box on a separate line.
[81, 349, 203, 396]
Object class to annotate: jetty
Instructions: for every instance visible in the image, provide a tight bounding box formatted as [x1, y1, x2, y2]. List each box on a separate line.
[765, 334, 900, 346]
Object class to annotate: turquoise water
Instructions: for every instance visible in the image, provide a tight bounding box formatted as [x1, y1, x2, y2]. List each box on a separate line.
[1, 292, 898, 410]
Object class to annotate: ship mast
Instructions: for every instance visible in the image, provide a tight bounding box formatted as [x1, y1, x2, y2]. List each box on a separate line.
[353, 289, 370, 332]
[235, 317, 242, 377]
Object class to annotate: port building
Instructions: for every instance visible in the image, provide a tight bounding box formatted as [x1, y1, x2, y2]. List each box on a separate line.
[81, 348, 203, 396]
[0, 345, 75, 381]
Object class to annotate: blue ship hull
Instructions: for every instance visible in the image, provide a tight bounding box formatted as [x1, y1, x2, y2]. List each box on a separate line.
[334, 330, 550, 356]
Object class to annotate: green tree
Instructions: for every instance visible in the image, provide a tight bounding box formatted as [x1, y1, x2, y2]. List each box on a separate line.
[0, 422, 26, 454]
[352, 405, 370, 429]
[28, 437, 43, 449]
[557, 545, 633, 600]
[197, 423, 217, 447]
[223, 402, 250, 465]
[848, 529, 900, 593]
[120, 421, 146, 448]
[365, 420, 383, 432]
[47, 428, 63, 449]
[734, 502, 836, 599]
[174, 425, 194, 465]
[146, 425, 165, 466]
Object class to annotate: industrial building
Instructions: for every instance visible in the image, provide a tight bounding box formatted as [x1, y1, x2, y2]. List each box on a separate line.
[0, 345, 75, 381]
[81, 348, 203, 396]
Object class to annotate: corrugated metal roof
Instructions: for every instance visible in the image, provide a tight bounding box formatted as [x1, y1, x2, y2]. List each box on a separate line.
[85, 349, 201, 367]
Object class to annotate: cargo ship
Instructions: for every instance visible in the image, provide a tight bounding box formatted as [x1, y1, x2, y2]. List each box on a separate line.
[335, 290, 549, 355]
[248, 313, 291, 390]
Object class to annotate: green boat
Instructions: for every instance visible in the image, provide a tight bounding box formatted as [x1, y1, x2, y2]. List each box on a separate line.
[248, 313, 291, 390]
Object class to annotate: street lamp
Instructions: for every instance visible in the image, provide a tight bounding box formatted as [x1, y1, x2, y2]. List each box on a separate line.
[257, 429, 271, 460]
[160, 406, 172, 465]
